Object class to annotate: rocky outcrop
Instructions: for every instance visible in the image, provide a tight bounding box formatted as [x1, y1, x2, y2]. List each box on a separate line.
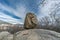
[24, 13, 38, 29]
[15, 29, 60, 40]
[0, 29, 60, 40]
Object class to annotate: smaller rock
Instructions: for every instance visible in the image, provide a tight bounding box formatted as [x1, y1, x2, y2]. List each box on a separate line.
[0, 31, 13, 40]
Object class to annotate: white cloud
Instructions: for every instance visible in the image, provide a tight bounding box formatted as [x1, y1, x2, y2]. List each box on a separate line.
[0, 12, 23, 24]
[0, 3, 27, 24]
[38, 0, 60, 16]
[0, 3, 24, 24]
[15, 4, 27, 22]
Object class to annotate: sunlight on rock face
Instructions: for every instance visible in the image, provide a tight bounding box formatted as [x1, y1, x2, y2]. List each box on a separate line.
[15, 29, 60, 40]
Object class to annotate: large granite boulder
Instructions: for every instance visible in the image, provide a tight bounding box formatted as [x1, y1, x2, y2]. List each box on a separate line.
[15, 29, 60, 40]
[24, 12, 38, 29]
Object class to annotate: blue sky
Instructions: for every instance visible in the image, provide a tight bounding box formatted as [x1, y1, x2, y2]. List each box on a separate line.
[0, 0, 44, 24]
[0, 0, 60, 24]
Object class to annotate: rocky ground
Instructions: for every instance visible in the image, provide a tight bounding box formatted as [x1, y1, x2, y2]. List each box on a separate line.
[0, 29, 60, 40]
[0, 31, 13, 40]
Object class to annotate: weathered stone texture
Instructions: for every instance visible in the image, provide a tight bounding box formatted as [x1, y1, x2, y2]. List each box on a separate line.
[24, 13, 38, 29]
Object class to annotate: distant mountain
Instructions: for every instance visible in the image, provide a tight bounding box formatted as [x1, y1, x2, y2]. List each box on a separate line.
[13, 24, 23, 27]
[0, 20, 11, 24]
